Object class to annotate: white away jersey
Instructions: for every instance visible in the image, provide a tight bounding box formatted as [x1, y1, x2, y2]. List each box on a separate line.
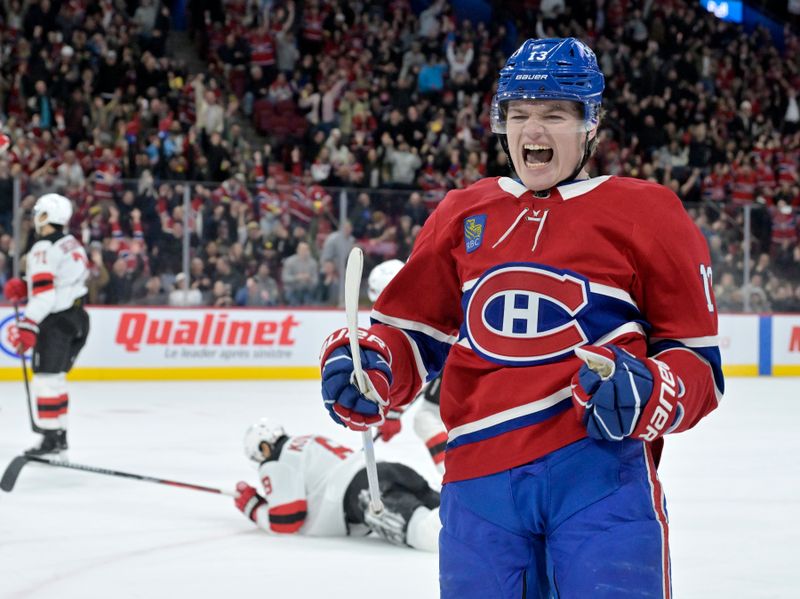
[254, 435, 366, 536]
[25, 233, 89, 324]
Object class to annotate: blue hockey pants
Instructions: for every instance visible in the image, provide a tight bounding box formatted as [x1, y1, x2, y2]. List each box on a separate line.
[439, 438, 670, 598]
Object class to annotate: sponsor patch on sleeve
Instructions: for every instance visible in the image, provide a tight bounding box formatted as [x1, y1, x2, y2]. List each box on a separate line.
[464, 215, 486, 254]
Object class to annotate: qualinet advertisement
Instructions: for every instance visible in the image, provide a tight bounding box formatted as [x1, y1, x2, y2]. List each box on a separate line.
[112, 310, 301, 359]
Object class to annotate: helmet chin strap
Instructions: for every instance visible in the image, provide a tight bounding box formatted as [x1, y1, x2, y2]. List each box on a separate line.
[499, 130, 594, 196]
[559, 130, 593, 187]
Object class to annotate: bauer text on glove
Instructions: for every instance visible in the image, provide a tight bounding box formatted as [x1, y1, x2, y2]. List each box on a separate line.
[571, 344, 685, 442]
[320, 327, 393, 431]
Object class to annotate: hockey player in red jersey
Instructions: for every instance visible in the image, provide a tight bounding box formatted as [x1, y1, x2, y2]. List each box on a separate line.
[320, 37, 723, 597]
[368, 260, 448, 475]
[233, 418, 441, 552]
[3, 193, 90, 456]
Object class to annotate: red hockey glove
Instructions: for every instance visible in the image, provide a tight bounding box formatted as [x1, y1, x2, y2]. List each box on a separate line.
[234, 481, 267, 523]
[378, 410, 403, 442]
[7, 318, 38, 353]
[320, 327, 392, 431]
[3, 277, 27, 303]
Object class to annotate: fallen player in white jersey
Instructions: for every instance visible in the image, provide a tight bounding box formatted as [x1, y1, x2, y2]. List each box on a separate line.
[233, 418, 441, 551]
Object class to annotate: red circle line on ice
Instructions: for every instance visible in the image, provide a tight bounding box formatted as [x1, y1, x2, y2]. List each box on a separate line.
[465, 264, 589, 364]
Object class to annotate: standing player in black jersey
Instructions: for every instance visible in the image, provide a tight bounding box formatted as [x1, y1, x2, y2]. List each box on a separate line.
[4, 193, 90, 456]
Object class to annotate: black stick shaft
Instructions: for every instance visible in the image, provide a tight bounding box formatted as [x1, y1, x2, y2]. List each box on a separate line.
[12, 304, 43, 434]
[2, 455, 235, 496]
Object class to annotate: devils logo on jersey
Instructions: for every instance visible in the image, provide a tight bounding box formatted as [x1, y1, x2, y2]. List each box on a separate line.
[464, 263, 590, 365]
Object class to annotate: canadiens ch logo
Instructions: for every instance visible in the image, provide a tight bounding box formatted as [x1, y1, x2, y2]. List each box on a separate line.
[465, 263, 589, 365]
[464, 215, 486, 253]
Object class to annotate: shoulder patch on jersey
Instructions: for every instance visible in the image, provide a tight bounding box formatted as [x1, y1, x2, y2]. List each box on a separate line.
[464, 215, 486, 253]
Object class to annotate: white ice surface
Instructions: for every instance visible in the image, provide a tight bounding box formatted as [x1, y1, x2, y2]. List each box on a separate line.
[0, 377, 798, 598]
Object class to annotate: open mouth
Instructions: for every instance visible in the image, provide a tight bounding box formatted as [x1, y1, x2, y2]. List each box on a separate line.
[522, 144, 554, 169]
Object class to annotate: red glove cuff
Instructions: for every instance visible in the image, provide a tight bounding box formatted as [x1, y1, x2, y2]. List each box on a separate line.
[631, 358, 684, 442]
[319, 327, 392, 368]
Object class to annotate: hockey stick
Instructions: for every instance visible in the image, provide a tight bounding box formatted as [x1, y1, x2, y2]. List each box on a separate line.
[0, 454, 236, 496]
[344, 247, 384, 514]
[12, 304, 44, 434]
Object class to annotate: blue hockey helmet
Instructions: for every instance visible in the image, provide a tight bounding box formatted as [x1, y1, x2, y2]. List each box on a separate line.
[490, 37, 605, 134]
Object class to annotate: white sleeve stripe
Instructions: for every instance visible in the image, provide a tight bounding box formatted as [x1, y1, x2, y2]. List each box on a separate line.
[649, 335, 719, 348]
[448, 387, 572, 443]
[587, 282, 637, 307]
[370, 310, 458, 345]
[651, 346, 723, 403]
[399, 330, 429, 383]
[594, 322, 646, 345]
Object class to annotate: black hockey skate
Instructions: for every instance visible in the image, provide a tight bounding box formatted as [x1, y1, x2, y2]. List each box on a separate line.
[25, 430, 68, 456]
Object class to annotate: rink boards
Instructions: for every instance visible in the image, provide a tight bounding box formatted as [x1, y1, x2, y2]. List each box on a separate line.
[0, 307, 797, 380]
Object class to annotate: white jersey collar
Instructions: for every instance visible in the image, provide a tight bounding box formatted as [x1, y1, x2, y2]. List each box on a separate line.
[497, 177, 528, 198]
[497, 175, 612, 201]
[557, 175, 612, 200]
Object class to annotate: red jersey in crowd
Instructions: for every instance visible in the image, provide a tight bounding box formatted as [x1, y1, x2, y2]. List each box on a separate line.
[731, 165, 757, 204]
[249, 30, 276, 67]
[110, 219, 145, 271]
[771, 205, 798, 244]
[93, 162, 121, 201]
[702, 167, 732, 202]
[777, 150, 798, 185]
[754, 159, 776, 198]
[212, 180, 251, 208]
[302, 9, 324, 44]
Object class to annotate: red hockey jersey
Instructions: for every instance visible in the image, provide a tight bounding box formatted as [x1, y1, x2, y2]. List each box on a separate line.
[370, 176, 724, 483]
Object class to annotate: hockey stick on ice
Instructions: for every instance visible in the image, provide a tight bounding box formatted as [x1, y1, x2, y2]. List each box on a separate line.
[344, 247, 384, 514]
[12, 304, 44, 434]
[0, 454, 236, 496]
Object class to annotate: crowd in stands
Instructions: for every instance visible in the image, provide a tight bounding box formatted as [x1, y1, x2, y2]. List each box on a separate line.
[0, 0, 799, 311]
